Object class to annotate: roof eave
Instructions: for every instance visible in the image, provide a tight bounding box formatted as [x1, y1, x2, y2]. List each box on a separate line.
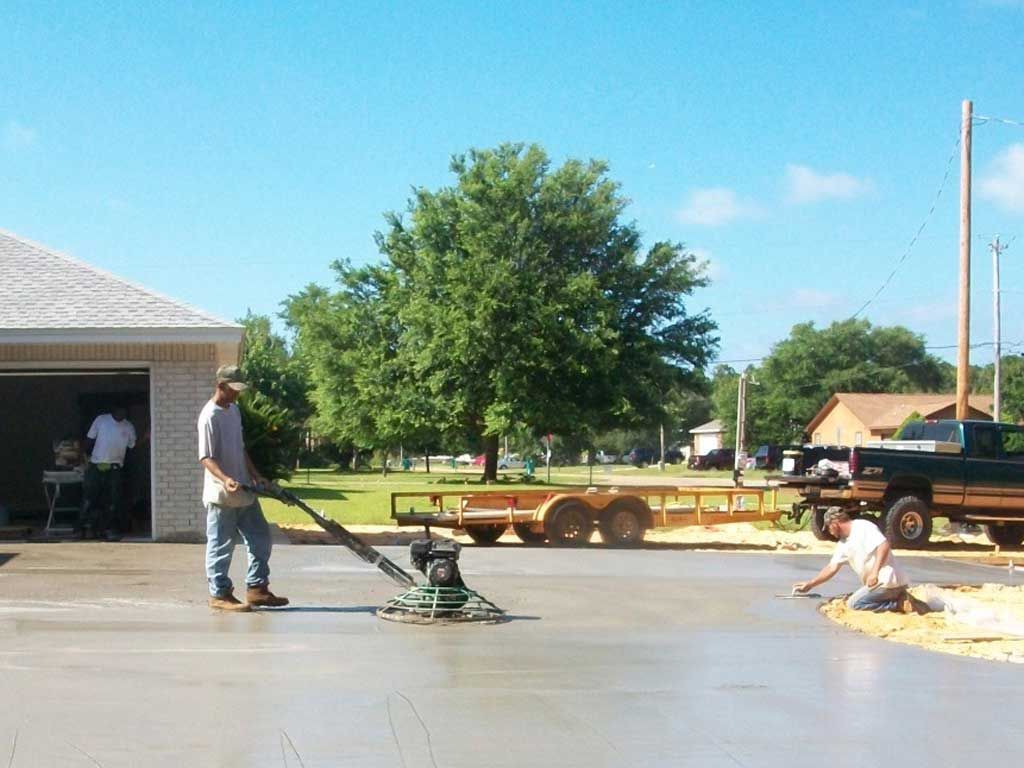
[0, 327, 244, 345]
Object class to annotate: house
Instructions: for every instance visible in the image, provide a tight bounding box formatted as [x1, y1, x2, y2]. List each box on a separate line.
[805, 392, 994, 447]
[689, 419, 725, 455]
[0, 230, 243, 541]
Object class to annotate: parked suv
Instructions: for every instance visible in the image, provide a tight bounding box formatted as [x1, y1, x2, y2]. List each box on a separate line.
[689, 448, 735, 470]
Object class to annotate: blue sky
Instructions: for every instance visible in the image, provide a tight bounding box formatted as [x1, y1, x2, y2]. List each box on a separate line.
[3, 1, 1024, 367]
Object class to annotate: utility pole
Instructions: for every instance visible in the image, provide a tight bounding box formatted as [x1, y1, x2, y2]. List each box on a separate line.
[991, 235, 1009, 421]
[733, 372, 747, 485]
[956, 99, 973, 419]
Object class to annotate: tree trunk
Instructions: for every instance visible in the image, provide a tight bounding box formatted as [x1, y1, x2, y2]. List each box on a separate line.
[425, 451, 431, 474]
[483, 433, 499, 483]
[382, 449, 389, 476]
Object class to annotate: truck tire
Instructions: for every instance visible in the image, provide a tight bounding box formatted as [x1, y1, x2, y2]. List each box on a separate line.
[465, 524, 507, 546]
[598, 499, 648, 547]
[544, 501, 594, 547]
[512, 522, 547, 545]
[809, 507, 837, 541]
[884, 495, 933, 549]
[984, 523, 1024, 548]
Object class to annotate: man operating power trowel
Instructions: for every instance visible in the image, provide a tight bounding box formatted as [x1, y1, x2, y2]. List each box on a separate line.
[199, 365, 289, 612]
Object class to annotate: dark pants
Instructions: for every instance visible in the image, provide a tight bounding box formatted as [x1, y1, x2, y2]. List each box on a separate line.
[82, 463, 123, 533]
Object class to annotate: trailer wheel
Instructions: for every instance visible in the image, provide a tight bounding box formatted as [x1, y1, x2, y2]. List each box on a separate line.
[598, 500, 647, 547]
[512, 522, 547, 545]
[545, 502, 594, 547]
[884, 495, 932, 549]
[465, 524, 507, 546]
[984, 523, 1024, 548]
[809, 507, 837, 541]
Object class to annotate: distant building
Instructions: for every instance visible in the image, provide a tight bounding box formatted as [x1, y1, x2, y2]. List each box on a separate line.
[689, 419, 725, 455]
[805, 392, 994, 447]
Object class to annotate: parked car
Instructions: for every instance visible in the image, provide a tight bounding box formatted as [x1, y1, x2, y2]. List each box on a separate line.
[497, 453, 527, 470]
[471, 454, 486, 466]
[592, 449, 619, 465]
[454, 453, 475, 466]
[688, 448, 736, 470]
[626, 447, 658, 467]
[664, 445, 685, 465]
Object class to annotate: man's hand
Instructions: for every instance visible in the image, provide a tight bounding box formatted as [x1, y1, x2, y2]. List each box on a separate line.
[866, 572, 880, 588]
[793, 581, 811, 594]
[224, 478, 240, 493]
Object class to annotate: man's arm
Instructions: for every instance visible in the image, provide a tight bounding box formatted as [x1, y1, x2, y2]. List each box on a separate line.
[200, 457, 240, 493]
[793, 561, 842, 593]
[865, 540, 892, 588]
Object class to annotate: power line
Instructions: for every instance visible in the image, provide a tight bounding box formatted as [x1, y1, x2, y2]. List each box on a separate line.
[850, 131, 961, 319]
[974, 114, 1024, 129]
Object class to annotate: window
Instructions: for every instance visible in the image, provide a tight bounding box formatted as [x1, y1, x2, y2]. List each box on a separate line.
[970, 425, 1001, 459]
[1001, 426, 1024, 462]
[855, 431, 863, 446]
[813, 432, 822, 445]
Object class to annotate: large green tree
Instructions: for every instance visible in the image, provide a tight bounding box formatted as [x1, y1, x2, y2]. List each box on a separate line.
[714, 320, 947, 446]
[287, 143, 718, 480]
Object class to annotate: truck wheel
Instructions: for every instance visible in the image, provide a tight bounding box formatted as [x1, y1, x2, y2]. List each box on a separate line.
[809, 507, 837, 541]
[598, 500, 648, 547]
[512, 522, 547, 545]
[465, 524, 507, 546]
[545, 502, 594, 547]
[884, 496, 932, 549]
[984, 523, 1024, 548]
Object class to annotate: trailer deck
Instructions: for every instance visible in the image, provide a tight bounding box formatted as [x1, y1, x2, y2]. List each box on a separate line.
[392, 485, 781, 546]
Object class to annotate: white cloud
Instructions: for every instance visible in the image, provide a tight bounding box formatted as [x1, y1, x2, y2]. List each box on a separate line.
[2, 120, 36, 151]
[792, 288, 840, 309]
[979, 144, 1024, 214]
[677, 187, 762, 227]
[784, 164, 873, 204]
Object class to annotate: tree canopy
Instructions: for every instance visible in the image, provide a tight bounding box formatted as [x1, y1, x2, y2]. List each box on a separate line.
[713, 319, 947, 446]
[286, 143, 718, 479]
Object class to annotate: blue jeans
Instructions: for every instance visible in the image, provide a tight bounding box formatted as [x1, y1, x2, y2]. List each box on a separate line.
[847, 584, 907, 612]
[205, 501, 272, 597]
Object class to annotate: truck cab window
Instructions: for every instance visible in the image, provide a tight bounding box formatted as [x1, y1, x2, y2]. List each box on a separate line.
[970, 425, 1001, 459]
[1001, 427, 1024, 462]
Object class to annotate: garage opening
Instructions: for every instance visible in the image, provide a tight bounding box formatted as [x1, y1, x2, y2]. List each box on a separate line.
[0, 368, 152, 538]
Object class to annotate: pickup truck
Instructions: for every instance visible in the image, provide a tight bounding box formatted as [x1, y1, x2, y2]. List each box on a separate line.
[776, 419, 1024, 549]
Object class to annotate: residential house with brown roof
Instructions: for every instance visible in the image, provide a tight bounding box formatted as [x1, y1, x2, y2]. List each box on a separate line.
[805, 392, 994, 447]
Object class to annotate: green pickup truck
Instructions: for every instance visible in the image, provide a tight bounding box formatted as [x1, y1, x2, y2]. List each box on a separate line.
[780, 419, 1024, 549]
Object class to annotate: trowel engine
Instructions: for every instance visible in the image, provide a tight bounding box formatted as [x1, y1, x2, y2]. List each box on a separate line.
[409, 538, 464, 588]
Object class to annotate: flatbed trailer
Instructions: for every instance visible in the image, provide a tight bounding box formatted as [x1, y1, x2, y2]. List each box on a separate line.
[391, 485, 780, 546]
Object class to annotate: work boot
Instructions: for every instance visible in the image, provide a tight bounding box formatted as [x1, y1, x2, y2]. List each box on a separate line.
[246, 584, 290, 608]
[208, 590, 251, 612]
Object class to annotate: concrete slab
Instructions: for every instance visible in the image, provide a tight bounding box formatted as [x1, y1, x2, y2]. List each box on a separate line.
[0, 542, 1021, 767]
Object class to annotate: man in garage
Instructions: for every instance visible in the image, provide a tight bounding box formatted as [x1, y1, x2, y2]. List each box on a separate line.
[793, 508, 922, 613]
[80, 405, 137, 541]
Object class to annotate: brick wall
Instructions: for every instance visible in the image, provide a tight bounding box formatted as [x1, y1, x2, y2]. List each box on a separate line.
[151, 358, 219, 542]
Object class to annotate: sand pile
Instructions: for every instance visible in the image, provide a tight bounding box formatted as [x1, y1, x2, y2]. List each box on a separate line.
[821, 584, 1024, 664]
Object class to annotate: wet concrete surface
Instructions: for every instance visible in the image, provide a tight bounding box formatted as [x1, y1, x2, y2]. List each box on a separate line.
[1, 542, 1022, 767]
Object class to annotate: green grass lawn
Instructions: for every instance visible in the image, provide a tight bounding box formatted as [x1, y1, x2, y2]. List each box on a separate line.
[266, 466, 803, 526]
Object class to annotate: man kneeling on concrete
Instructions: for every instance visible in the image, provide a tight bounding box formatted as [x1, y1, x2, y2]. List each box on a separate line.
[199, 365, 289, 612]
[793, 508, 916, 613]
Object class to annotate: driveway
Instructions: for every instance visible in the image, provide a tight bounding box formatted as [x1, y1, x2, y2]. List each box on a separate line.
[0, 543, 1019, 767]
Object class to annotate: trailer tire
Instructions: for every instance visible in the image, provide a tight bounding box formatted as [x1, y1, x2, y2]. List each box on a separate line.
[884, 495, 932, 549]
[545, 501, 594, 547]
[512, 522, 547, 545]
[598, 499, 647, 547]
[984, 523, 1024, 548]
[809, 507, 837, 541]
[465, 524, 507, 546]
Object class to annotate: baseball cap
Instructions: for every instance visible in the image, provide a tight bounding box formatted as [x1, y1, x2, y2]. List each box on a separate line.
[215, 365, 249, 391]
[823, 507, 848, 526]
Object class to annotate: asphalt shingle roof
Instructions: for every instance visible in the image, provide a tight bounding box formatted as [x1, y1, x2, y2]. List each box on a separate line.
[0, 230, 239, 332]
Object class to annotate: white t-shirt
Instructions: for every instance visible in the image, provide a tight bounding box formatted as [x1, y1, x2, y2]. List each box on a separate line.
[197, 400, 254, 507]
[86, 414, 137, 465]
[830, 518, 909, 588]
